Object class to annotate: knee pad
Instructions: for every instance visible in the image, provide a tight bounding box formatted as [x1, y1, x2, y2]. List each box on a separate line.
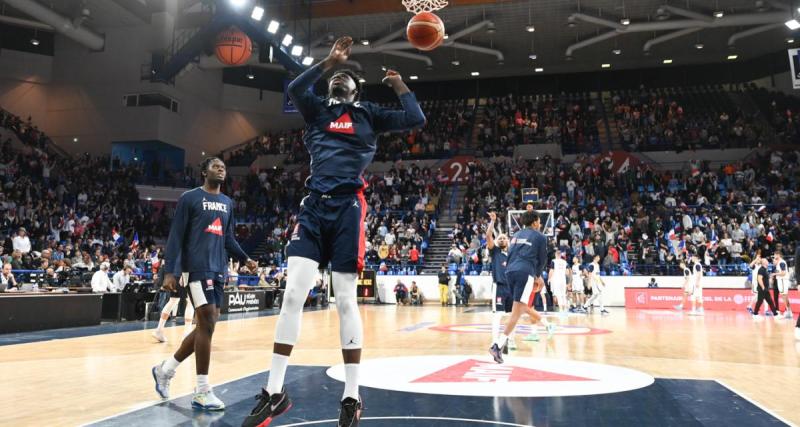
[274, 257, 319, 346]
[333, 272, 363, 349]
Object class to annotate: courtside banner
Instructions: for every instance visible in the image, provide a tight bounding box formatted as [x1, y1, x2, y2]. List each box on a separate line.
[625, 288, 800, 311]
[789, 48, 800, 89]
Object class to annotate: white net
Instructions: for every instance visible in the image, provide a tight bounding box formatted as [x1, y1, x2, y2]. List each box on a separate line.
[402, 0, 448, 14]
[507, 210, 555, 237]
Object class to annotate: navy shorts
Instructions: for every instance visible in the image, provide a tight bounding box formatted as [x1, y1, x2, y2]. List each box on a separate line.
[187, 275, 225, 308]
[494, 282, 513, 313]
[506, 270, 537, 306]
[286, 191, 367, 273]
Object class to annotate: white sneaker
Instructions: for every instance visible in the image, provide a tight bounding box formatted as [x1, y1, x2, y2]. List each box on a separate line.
[152, 329, 166, 343]
[795, 327, 800, 341]
[151, 362, 174, 399]
[752, 314, 762, 321]
[783, 312, 794, 320]
[192, 389, 225, 411]
[508, 337, 517, 350]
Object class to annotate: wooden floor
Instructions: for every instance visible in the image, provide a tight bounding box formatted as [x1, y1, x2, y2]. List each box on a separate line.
[1, 305, 798, 426]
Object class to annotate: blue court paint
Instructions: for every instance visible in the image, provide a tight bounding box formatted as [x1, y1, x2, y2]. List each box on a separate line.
[87, 366, 787, 427]
[398, 321, 436, 332]
[0, 307, 325, 346]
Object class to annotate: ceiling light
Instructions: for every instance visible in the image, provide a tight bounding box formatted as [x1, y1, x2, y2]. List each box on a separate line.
[281, 34, 293, 46]
[727, 55, 738, 60]
[409, 75, 418, 80]
[443, 34, 449, 39]
[620, 18, 630, 25]
[471, 71, 480, 76]
[229, 0, 247, 8]
[246, 72, 254, 79]
[381, 65, 387, 71]
[302, 56, 314, 66]
[713, 10, 724, 18]
[526, 25, 535, 32]
[788, 38, 796, 43]
[30, 38, 40, 46]
[612, 49, 621, 55]
[451, 60, 460, 66]
[267, 20, 280, 34]
[290, 45, 303, 56]
[360, 38, 370, 46]
[601, 63, 611, 69]
[663, 59, 673, 64]
[786, 19, 800, 30]
[73, 137, 78, 142]
[529, 54, 537, 60]
[694, 43, 705, 49]
[201, 151, 206, 155]
[147, 197, 152, 201]
[358, 77, 366, 83]
[535, 67, 544, 72]
[250, 6, 264, 20]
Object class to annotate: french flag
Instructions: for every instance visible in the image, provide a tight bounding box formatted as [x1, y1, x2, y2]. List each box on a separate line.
[130, 232, 140, 249]
[112, 228, 122, 245]
[678, 239, 686, 253]
[667, 228, 677, 240]
[471, 251, 479, 263]
[583, 220, 594, 230]
[623, 224, 632, 235]
[766, 231, 774, 242]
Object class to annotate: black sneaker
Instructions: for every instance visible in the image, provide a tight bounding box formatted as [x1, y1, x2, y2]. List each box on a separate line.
[338, 396, 362, 427]
[241, 387, 292, 427]
[502, 344, 508, 355]
[489, 343, 504, 364]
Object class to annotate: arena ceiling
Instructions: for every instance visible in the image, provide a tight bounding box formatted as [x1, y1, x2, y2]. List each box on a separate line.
[2, 0, 797, 82]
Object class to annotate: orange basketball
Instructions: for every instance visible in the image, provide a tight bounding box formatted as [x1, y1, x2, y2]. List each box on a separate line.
[407, 11, 445, 51]
[215, 27, 252, 66]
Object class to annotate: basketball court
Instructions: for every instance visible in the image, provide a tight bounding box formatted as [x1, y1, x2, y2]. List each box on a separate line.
[1, 304, 797, 426]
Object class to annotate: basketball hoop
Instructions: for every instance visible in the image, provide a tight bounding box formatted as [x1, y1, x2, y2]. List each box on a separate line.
[402, 0, 448, 14]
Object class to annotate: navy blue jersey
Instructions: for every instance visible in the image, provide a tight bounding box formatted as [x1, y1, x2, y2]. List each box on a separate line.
[505, 228, 548, 278]
[288, 64, 426, 194]
[490, 246, 509, 284]
[162, 188, 249, 280]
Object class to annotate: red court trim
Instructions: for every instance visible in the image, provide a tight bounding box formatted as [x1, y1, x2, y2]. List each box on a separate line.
[527, 277, 537, 307]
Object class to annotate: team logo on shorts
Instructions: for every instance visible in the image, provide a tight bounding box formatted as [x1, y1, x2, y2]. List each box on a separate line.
[205, 279, 214, 290]
[291, 224, 300, 241]
[430, 323, 611, 336]
[327, 356, 653, 397]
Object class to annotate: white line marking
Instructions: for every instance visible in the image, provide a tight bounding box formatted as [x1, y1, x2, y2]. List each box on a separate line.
[276, 416, 535, 426]
[714, 380, 796, 427]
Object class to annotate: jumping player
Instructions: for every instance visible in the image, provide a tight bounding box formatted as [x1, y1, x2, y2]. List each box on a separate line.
[487, 212, 515, 352]
[674, 260, 692, 311]
[771, 252, 792, 319]
[548, 252, 568, 313]
[687, 253, 704, 315]
[152, 273, 195, 342]
[489, 211, 553, 364]
[151, 157, 257, 410]
[583, 255, 609, 315]
[242, 36, 425, 427]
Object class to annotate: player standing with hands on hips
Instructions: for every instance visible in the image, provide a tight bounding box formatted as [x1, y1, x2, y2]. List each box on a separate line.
[151, 157, 257, 410]
[243, 36, 425, 427]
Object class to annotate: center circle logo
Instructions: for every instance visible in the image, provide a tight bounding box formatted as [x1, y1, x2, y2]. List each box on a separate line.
[430, 323, 611, 335]
[327, 356, 654, 397]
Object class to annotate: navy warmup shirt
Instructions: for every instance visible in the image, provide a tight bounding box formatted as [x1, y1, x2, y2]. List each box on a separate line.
[490, 246, 509, 285]
[505, 228, 548, 279]
[162, 188, 249, 281]
[287, 64, 426, 194]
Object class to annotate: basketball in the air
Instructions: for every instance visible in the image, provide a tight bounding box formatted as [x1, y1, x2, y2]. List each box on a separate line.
[407, 12, 445, 51]
[215, 27, 252, 66]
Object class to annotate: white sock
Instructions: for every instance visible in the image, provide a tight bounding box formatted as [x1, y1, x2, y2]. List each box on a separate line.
[163, 356, 180, 373]
[266, 354, 289, 395]
[156, 317, 168, 331]
[343, 363, 360, 400]
[197, 374, 209, 393]
[493, 333, 509, 348]
[491, 313, 501, 342]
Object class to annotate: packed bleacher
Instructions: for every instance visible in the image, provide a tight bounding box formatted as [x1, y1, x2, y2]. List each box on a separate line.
[477, 93, 603, 156]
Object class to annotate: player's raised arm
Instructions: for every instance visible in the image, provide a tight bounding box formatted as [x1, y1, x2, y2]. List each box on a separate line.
[371, 70, 426, 133]
[287, 36, 352, 120]
[486, 212, 497, 250]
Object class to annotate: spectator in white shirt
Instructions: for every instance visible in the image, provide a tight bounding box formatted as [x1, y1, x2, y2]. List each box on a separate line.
[91, 262, 113, 293]
[11, 228, 31, 254]
[111, 267, 132, 292]
[1, 263, 18, 291]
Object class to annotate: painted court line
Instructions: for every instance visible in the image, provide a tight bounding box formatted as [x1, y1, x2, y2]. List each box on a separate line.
[715, 380, 796, 427]
[398, 321, 435, 332]
[277, 416, 535, 426]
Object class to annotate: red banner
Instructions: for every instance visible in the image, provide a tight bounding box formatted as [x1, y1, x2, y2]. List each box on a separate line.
[439, 156, 475, 183]
[625, 288, 800, 311]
